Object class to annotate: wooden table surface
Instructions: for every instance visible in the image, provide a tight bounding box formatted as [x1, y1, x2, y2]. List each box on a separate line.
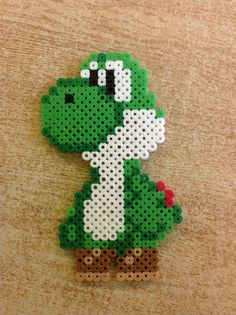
[1, 1, 236, 314]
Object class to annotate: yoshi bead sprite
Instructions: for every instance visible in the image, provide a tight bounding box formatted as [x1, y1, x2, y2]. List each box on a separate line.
[41, 52, 183, 281]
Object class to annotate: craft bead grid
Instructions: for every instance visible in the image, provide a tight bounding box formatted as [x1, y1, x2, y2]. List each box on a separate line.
[41, 52, 183, 281]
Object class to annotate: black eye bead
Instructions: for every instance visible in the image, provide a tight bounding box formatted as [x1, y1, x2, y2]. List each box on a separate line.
[89, 70, 98, 86]
[106, 70, 115, 94]
[65, 94, 75, 104]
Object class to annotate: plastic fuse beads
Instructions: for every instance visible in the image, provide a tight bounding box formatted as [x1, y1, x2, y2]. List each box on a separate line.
[41, 52, 183, 281]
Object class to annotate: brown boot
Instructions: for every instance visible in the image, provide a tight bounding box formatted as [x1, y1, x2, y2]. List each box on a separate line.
[116, 248, 159, 281]
[75, 248, 117, 281]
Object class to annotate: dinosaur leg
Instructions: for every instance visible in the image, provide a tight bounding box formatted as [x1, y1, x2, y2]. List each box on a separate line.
[116, 248, 159, 281]
[76, 249, 117, 281]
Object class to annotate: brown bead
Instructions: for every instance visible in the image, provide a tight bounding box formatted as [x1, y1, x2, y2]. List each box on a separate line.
[151, 248, 158, 255]
[146, 262, 158, 272]
[85, 249, 93, 256]
[117, 257, 125, 264]
[108, 249, 117, 258]
[133, 264, 142, 272]
[133, 248, 142, 256]
[101, 249, 109, 255]
[84, 256, 93, 265]
[116, 272, 126, 281]
[92, 248, 102, 257]
[117, 264, 125, 271]
[75, 249, 85, 258]
[125, 256, 134, 265]
[126, 248, 133, 255]
[134, 256, 142, 264]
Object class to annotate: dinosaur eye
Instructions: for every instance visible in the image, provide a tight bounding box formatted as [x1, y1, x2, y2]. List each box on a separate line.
[106, 70, 115, 94]
[80, 60, 131, 102]
[65, 93, 75, 104]
[89, 70, 98, 86]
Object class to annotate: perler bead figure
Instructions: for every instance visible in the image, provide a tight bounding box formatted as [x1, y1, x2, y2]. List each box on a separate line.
[41, 53, 183, 281]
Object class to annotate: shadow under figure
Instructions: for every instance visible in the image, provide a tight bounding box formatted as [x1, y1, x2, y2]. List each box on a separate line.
[41, 52, 183, 281]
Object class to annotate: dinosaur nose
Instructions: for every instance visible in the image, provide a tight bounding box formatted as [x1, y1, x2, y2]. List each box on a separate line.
[65, 93, 75, 104]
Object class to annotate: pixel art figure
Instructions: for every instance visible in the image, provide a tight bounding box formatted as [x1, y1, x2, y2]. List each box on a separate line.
[41, 53, 183, 281]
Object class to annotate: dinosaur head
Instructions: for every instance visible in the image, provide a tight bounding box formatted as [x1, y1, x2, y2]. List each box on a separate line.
[41, 52, 165, 152]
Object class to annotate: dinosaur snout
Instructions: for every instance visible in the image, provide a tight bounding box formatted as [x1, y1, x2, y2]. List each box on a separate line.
[41, 82, 118, 152]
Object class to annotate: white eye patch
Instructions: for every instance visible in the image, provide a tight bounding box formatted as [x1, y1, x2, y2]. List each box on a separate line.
[98, 69, 106, 86]
[80, 60, 132, 102]
[89, 61, 98, 70]
[80, 69, 90, 78]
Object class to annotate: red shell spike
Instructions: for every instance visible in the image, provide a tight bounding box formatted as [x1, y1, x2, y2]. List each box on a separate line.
[165, 189, 175, 207]
[165, 189, 175, 199]
[165, 198, 175, 207]
[157, 181, 165, 191]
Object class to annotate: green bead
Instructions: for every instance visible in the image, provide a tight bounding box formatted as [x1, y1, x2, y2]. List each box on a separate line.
[57, 78, 65, 87]
[149, 181, 157, 191]
[49, 87, 57, 95]
[174, 215, 183, 224]
[166, 224, 175, 233]
[117, 233, 125, 241]
[125, 191, 133, 200]
[173, 204, 182, 215]
[125, 224, 133, 232]
[49, 136, 58, 145]
[67, 233, 76, 241]
[42, 127, 50, 137]
[141, 173, 150, 183]
[156, 108, 165, 118]
[67, 207, 75, 217]
[80, 61, 89, 69]
[158, 232, 166, 240]
[97, 53, 106, 62]
[117, 247, 126, 256]
[157, 191, 165, 200]
[41, 95, 49, 103]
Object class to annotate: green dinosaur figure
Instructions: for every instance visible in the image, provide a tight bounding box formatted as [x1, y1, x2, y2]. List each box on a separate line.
[41, 52, 183, 281]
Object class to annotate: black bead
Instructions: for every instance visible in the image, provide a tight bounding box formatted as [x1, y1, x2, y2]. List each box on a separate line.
[89, 70, 98, 86]
[106, 70, 115, 94]
[65, 94, 75, 104]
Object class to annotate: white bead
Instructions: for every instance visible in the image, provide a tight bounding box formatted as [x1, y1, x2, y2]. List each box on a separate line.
[157, 134, 165, 144]
[114, 60, 123, 69]
[89, 61, 98, 70]
[105, 61, 115, 69]
[114, 93, 123, 102]
[123, 69, 131, 76]
[80, 69, 90, 78]
[98, 69, 106, 77]
[98, 78, 106, 86]
[82, 151, 92, 161]
[123, 94, 131, 102]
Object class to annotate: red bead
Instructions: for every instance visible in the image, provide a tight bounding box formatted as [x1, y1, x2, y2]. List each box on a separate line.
[166, 198, 174, 207]
[157, 181, 165, 191]
[165, 189, 175, 199]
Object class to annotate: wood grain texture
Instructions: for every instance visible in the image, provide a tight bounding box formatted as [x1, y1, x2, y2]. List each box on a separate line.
[1, 0, 236, 314]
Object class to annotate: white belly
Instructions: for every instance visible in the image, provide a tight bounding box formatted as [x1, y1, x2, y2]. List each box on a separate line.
[82, 109, 165, 241]
[83, 158, 125, 241]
